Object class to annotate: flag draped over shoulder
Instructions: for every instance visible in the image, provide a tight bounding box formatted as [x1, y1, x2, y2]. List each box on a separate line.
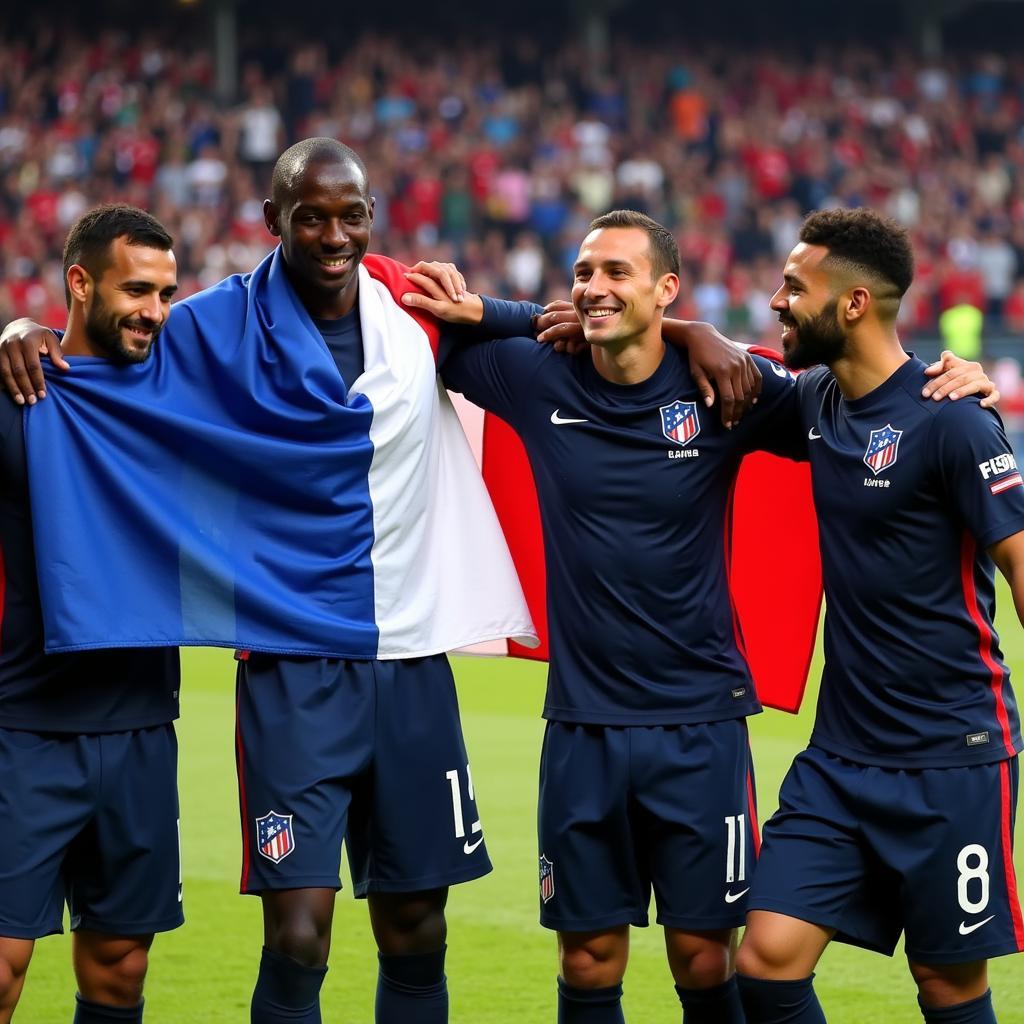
[26, 248, 536, 659]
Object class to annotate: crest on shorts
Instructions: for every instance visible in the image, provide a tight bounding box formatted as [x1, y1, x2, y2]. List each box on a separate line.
[863, 424, 902, 476]
[539, 854, 555, 903]
[255, 811, 295, 863]
[660, 400, 700, 447]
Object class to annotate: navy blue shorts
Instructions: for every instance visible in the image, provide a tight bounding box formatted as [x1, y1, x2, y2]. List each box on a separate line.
[749, 746, 1024, 964]
[236, 653, 491, 896]
[537, 718, 759, 932]
[0, 724, 182, 940]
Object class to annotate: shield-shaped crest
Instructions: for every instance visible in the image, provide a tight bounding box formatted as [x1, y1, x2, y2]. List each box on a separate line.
[539, 854, 555, 903]
[660, 400, 700, 446]
[863, 424, 903, 475]
[255, 811, 295, 863]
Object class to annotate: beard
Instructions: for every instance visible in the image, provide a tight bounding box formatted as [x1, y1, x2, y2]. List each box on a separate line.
[781, 302, 848, 370]
[85, 298, 160, 364]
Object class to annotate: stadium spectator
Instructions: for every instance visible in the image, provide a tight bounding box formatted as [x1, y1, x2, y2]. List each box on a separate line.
[2, 23, 1024, 360]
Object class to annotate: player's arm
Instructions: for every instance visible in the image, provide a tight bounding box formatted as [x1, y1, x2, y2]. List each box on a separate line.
[401, 271, 545, 424]
[922, 351, 1000, 407]
[534, 302, 761, 429]
[990, 532, 1024, 626]
[732, 356, 808, 462]
[0, 318, 70, 405]
[402, 269, 538, 339]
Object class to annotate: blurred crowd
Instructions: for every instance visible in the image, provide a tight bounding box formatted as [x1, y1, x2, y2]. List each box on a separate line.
[3, 25, 1024, 359]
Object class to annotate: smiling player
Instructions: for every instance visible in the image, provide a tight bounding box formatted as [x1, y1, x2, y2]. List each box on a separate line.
[403, 209, 812, 1024]
[735, 209, 1024, 1024]
[0, 205, 181, 1024]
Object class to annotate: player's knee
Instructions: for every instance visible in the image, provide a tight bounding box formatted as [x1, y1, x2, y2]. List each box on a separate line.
[735, 933, 791, 979]
[263, 891, 334, 968]
[666, 930, 734, 988]
[909, 960, 989, 1008]
[77, 943, 149, 1005]
[559, 934, 628, 989]
[267, 918, 330, 969]
[0, 948, 30, 1005]
[369, 890, 448, 955]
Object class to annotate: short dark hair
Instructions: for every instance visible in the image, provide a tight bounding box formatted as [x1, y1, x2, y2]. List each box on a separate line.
[271, 137, 368, 208]
[62, 204, 173, 306]
[588, 209, 680, 279]
[799, 208, 914, 300]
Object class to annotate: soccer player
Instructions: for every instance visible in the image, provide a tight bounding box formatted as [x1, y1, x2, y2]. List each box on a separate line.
[402, 209, 1003, 1023]
[0, 146, 756, 1024]
[397, 210, 814, 1024]
[732, 209, 1024, 1024]
[0, 205, 181, 1024]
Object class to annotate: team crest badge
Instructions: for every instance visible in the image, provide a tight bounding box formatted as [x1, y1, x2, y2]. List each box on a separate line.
[660, 400, 700, 446]
[863, 424, 902, 475]
[255, 811, 295, 863]
[539, 854, 555, 903]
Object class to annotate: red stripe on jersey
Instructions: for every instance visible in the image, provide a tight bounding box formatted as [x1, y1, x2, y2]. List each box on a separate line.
[235, 683, 252, 892]
[998, 760, 1024, 949]
[745, 756, 761, 857]
[723, 479, 750, 665]
[960, 532, 1016, 757]
[990, 473, 1023, 496]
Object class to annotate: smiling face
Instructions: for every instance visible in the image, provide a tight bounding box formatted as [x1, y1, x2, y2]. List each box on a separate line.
[72, 236, 178, 363]
[770, 242, 849, 370]
[571, 226, 678, 351]
[264, 157, 374, 319]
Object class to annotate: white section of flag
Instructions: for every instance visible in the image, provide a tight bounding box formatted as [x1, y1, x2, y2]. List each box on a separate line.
[356, 267, 535, 658]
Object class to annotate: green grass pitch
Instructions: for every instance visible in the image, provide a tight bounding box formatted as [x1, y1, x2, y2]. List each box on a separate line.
[15, 598, 1024, 1022]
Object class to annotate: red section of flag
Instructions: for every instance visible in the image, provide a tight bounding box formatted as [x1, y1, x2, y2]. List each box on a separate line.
[481, 413, 548, 660]
[363, 253, 443, 357]
[729, 452, 821, 712]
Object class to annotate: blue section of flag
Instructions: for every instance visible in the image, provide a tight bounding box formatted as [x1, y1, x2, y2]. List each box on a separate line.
[25, 247, 381, 657]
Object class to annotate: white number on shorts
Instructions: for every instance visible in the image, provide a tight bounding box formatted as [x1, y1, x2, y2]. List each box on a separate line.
[725, 814, 747, 883]
[445, 765, 481, 840]
[956, 843, 990, 915]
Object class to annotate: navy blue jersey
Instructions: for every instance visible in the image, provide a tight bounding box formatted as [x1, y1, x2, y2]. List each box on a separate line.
[314, 309, 364, 393]
[796, 357, 1024, 768]
[442, 335, 806, 725]
[0, 397, 179, 733]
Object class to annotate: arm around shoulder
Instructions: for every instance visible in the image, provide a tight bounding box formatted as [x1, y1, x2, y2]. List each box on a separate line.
[0, 318, 68, 405]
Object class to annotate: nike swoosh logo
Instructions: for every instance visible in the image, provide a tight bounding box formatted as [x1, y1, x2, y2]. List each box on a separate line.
[959, 915, 994, 935]
[808, 427, 822, 440]
[551, 410, 588, 425]
[724, 888, 750, 903]
[463, 836, 485, 855]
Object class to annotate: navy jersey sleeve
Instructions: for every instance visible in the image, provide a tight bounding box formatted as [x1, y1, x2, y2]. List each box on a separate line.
[932, 400, 1024, 550]
[735, 355, 808, 461]
[441, 335, 550, 428]
[478, 295, 542, 338]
